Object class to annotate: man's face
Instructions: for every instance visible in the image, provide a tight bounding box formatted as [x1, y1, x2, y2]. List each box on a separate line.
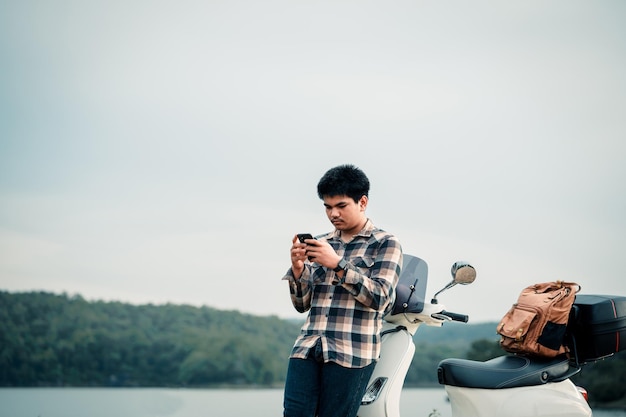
[322, 194, 367, 233]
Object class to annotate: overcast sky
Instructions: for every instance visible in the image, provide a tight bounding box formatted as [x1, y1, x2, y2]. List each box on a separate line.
[1, 1, 625, 323]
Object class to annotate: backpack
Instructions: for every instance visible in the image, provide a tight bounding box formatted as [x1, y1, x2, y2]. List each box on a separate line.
[497, 281, 581, 358]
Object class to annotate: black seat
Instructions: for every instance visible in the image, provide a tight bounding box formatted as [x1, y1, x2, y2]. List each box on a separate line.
[437, 355, 579, 389]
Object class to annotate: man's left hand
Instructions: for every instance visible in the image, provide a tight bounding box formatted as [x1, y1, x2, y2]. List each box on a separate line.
[304, 239, 341, 270]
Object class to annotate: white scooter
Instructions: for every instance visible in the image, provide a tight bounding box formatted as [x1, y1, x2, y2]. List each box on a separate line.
[357, 254, 592, 417]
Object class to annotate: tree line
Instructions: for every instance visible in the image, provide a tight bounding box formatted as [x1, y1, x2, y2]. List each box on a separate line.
[0, 291, 624, 408]
[0, 291, 299, 387]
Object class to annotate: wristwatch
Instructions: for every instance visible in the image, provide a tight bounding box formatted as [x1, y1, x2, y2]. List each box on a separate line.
[333, 258, 348, 273]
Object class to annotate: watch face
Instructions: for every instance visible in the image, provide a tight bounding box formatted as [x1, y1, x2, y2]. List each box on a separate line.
[338, 259, 347, 271]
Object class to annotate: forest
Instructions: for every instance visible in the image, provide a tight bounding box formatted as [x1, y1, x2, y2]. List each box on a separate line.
[1, 291, 624, 409]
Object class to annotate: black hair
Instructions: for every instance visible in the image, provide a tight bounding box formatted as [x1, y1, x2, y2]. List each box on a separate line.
[317, 164, 370, 202]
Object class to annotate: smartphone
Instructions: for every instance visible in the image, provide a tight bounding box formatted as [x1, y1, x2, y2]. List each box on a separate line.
[297, 233, 314, 243]
[297, 233, 315, 261]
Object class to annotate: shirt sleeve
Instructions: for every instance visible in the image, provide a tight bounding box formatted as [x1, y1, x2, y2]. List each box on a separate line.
[282, 266, 313, 313]
[337, 236, 402, 311]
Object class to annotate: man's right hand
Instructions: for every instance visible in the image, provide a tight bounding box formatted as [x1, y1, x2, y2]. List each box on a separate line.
[290, 235, 307, 278]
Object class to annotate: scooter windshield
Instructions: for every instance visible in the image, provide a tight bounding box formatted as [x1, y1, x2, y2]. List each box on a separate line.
[390, 255, 428, 315]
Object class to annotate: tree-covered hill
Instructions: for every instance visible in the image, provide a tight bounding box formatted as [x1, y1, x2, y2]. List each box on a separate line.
[0, 291, 301, 387]
[1, 291, 624, 408]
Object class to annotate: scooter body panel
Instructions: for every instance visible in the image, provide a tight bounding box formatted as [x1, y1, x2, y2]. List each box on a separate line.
[444, 379, 592, 417]
[358, 322, 417, 417]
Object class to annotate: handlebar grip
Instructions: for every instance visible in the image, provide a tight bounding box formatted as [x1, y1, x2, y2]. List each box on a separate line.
[440, 310, 469, 323]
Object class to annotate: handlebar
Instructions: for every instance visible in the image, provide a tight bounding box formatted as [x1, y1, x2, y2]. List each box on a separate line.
[435, 310, 469, 323]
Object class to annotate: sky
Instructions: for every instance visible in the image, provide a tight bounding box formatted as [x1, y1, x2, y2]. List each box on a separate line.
[1, 1, 625, 323]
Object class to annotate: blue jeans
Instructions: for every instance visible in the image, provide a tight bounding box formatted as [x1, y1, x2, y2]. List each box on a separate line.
[283, 341, 376, 417]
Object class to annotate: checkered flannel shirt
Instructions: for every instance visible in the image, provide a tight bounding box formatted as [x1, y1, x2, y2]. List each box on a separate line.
[282, 220, 403, 368]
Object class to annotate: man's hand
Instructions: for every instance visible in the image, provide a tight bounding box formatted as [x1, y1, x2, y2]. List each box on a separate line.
[290, 235, 307, 278]
[301, 238, 341, 270]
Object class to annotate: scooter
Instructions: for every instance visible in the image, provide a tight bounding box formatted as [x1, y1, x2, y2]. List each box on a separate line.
[357, 254, 593, 417]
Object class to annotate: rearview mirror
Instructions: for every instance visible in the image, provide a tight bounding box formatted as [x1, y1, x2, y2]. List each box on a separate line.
[451, 261, 476, 285]
[431, 261, 476, 304]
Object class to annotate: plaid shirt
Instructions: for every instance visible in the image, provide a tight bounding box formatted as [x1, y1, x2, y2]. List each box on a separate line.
[282, 219, 402, 368]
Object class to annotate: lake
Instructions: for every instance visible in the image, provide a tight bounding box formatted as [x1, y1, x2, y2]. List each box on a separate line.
[0, 388, 624, 417]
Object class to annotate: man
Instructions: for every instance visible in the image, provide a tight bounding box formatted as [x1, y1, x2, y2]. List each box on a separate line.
[282, 164, 403, 417]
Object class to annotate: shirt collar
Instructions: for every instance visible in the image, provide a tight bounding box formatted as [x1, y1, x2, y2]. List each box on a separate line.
[331, 218, 373, 240]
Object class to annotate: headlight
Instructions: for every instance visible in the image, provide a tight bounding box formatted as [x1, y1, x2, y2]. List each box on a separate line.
[360, 377, 388, 405]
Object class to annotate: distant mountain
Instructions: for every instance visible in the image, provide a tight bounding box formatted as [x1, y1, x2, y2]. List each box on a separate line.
[0, 291, 301, 387]
[1, 290, 624, 409]
[414, 320, 500, 346]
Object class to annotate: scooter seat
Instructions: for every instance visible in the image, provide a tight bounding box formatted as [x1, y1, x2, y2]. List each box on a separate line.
[437, 354, 579, 389]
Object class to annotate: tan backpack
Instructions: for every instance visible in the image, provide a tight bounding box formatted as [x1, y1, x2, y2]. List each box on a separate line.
[497, 281, 580, 358]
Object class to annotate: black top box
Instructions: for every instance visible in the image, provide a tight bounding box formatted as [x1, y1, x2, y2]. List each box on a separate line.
[568, 294, 626, 363]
